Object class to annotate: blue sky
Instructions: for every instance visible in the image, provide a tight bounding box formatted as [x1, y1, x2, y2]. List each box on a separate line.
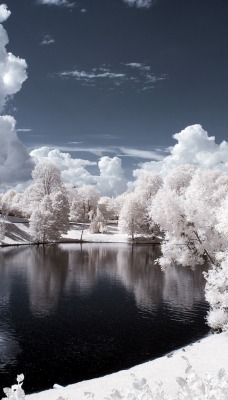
[1, 0, 228, 189]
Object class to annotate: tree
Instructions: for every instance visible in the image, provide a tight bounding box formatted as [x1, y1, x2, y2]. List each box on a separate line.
[118, 192, 147, 239]
[32, 160, 62, 197]
[50, 190, 70, 235]
[149, 167, 228, 269]
[205, 253, 228, 332]
[1, 189, 17, 215]
[0, 216, 6, 242]
[77, 185, 100, 221]
[29, 195, 56, 242]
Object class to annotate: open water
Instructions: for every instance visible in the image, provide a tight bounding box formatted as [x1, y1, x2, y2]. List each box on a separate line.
[0, 243, 209, 393]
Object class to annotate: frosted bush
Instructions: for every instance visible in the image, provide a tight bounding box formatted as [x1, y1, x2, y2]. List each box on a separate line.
[3, 362, 228, 400]
[2, 374, 25, 400]
[204, 254, 228, 331]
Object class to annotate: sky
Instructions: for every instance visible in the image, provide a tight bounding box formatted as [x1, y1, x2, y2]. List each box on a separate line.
[0, 0, 228, 194]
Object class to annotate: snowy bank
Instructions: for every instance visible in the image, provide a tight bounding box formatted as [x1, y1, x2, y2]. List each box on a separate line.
[25, 332, 228, 399]
[1, 218, 160, 246]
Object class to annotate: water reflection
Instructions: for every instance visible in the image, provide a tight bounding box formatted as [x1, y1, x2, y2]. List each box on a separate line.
[0, 243, 209, 391]
[0, 243, 207, 317]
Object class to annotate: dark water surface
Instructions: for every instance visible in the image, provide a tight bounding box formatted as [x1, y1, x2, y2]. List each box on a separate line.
[0, 243, 209, 393]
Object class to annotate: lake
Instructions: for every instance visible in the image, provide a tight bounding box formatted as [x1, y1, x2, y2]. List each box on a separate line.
[0, 243, 209, 393]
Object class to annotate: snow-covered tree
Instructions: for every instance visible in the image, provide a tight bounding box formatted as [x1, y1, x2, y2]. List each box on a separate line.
[97, 196, 117, 222]
[29, 191, 69, 243]
[119, 192, 148, 239]
[32, 160, 62, 197]
[29, 196, 56, 242]
[50, 190, 70, 235]
[205, 252, 228, 332]
[77, 185, 100, 221]
[0, 216, 6, 242]
[0, 189, 17, 215]
[150, 167, 228, 269]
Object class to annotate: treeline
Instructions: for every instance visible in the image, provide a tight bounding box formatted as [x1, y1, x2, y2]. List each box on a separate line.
[1, 160, 228, 331]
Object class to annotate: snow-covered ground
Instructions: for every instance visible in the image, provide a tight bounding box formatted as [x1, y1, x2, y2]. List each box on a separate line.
[1, 219, 130, 246]
[24, 332, 228, 399]
[63, 222, 129, 243]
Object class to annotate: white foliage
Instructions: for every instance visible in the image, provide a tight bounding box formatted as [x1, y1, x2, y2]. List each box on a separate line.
[2, 374, 25, 400]
[31, 160, 63, 197]
[3, 362, 228, 400]
[0, 216, 6, 241]
[205, 254, 228, 331]
[118, 192, 147, 239]
[150, 167, 228, 269]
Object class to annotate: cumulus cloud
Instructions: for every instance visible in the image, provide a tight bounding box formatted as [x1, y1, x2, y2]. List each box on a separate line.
[0, 116, 34, 186]
[58, 63, 167, 92]
[30, 147, 96, 185]
[37, 0, 75, 7]
[40, 34, 55, 46]
[97, 156, 127, 196]
[30, 147, 127, 195]
[133, 125, 228, 177]
[0, 6, 33, 190]
[0, 18, 27, 111]
[123, 0, 155, 8]
[0, 4, 11, 23]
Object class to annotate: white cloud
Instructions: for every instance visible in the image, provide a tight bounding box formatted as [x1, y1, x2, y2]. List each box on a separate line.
[125, 62, 151, 71]
[133, 125, 228, 177]
[17, 128, 32, 133]
[123, 0, 154, 8]
[81, 8, 87, 13]
[60, 70, 126, 80]
[30, 147, 97, 187]
[0, 6, 33, 191]
[0, 22, 27, 111]
[30, 147, 127, 195]
[0, 116, 34, 186]
[58, 63, 167, 92]
[37, 0, 75, 7]
[119, 147, 164, 160]
[40, 34, 55, 46]
[97, 156, 127, 196]
[0, 4, 11, 23]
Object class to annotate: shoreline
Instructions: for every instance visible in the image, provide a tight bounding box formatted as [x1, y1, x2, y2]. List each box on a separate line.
[25, 331, 228, 400]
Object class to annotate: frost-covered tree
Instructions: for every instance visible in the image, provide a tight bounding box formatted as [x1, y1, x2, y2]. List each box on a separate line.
[205, 252, 228, 332]
[29, 191, 69, 243]
[77, 185, 100, 221]
[0, 189, 17, 215]
[88, 206, 107, 234]
[50, 190, 70, 235]
[119, 192, 148, 239]
[0, 216, 6, 242]
[29, 196, 56, 242]
[32, 160, 62, 197]
[150, 167, 228, 269]
[24, 161, 66, 218]
[97, 196, 117, 222]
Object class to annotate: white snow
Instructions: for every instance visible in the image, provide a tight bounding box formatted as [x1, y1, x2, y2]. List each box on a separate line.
[63, 222, 129, 243]
[25, 332, 228, 399]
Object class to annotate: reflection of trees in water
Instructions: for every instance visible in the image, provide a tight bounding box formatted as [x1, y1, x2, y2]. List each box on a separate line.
[0, 244, 208, 320]
[162, 264, 207, 311]
[25, 245, 69, 316]
[115, 245, 163, 313]
[63, 244, 118, 295]
[0, 323, 21, 370]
